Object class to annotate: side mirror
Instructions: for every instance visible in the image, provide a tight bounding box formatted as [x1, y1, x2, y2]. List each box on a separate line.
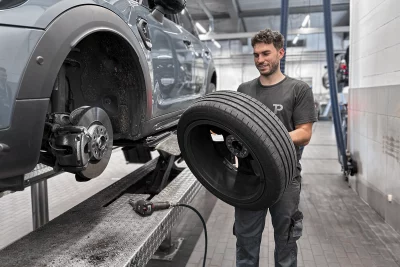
[155, 0, 185, 14]
[152, 0, 186, 23]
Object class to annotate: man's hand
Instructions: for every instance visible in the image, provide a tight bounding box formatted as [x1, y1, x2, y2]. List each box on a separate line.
[289, 122, 313, 146]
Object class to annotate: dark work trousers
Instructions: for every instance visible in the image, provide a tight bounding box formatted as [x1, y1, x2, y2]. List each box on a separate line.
[233, 177, 303, 267]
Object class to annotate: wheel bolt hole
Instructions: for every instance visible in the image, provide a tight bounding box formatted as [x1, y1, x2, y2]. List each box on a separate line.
[98, 136, 107, 150]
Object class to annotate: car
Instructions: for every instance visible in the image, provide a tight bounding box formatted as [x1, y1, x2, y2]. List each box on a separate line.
[0, 0, 217, 192]
[322, 53, 348, 91]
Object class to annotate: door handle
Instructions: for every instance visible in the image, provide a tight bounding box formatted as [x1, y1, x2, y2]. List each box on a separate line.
[183, 39, 192, 46]
[202, 49, 211, 59]
[137, 18, 152, 50]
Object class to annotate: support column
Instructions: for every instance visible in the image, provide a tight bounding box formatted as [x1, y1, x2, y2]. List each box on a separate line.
[323, 0, 348, 171]
[31, 180, 49, 229]
[280, 0, 289, 73]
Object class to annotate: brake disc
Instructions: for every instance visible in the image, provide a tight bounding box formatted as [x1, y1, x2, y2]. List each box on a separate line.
[70, 106, 113, 179]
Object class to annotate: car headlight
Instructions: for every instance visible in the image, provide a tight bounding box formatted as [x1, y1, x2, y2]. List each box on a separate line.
[0, 0, 28, 10]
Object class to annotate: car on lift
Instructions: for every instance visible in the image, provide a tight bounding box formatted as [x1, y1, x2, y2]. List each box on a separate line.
[0, 0, 217, 192]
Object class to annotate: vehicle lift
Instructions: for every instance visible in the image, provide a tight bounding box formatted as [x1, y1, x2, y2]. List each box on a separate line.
[0, 132, 202, 266]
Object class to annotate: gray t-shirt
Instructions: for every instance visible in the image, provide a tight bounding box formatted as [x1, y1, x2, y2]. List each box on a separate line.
[237, 76, 317, 175]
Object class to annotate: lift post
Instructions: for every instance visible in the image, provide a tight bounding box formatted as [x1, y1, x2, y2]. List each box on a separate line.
[280, 0, 289, 74]
[322, 0, 348, 173]
[31, 180, 49, 229]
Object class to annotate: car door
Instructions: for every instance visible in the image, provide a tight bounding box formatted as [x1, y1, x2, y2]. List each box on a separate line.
[130, 2, 197, 117]
[177, 10, 209, 96]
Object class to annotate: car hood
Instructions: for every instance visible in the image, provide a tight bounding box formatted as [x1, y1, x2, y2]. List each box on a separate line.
[0, 0, 131, 29]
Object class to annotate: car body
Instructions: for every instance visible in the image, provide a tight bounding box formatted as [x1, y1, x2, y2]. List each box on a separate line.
[0, 0, 216, 191]
[322, 53, 348, 90]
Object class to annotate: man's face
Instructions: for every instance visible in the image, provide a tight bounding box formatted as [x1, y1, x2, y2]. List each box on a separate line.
[253, 42, 284, 77]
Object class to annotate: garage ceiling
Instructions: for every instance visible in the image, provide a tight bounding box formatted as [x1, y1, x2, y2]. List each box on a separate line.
[186, 0, 349, 34]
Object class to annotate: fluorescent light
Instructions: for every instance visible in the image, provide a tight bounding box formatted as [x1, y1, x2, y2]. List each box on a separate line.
[301, 15, 310, 28]
[292, 34, 299, 45]
[195, 22, 207, 34]
[181, 9, 185, 15]
[212, 39, 221, 48]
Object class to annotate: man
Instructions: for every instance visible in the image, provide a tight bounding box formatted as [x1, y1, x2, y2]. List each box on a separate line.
[234, 29, 317, 267]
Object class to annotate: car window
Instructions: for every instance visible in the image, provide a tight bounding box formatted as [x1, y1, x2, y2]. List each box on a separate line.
[140, 0, 153, 8]
[165, 14, 177, 23]
[178, 11, 197, 36]
[139, 0, 177, 23]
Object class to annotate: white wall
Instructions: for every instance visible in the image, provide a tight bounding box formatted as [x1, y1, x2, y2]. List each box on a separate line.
[351, 0, 400, 88]
[207, 36, 344, 98]
[348, 0, 400, 232]
[213, 49, 328, 96]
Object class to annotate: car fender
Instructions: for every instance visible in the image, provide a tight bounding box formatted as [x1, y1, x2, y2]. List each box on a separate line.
[17, 4, 152, 104]
[0, 0, 130, 29]
[206, 59, 216, 91]
[0, 5, 153, 180]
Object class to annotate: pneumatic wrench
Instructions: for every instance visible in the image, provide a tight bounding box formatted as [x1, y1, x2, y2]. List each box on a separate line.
[128, 199, 173, 216]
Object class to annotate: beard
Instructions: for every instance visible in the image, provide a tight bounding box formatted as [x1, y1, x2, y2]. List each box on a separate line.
[257, 58, 280, 77]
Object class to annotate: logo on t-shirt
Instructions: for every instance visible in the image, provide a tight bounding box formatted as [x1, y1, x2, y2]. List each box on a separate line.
[273, 104, 283, 114]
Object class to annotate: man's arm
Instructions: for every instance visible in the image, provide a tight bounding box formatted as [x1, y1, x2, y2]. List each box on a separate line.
[289, 122, 313, 146]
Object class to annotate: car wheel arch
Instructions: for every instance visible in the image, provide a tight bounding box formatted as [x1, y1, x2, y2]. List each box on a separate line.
[17, 5, 152, 106]
[15, 5, 154, 139]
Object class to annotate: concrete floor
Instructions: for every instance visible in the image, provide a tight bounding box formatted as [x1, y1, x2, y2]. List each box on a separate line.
[147, 121, 400, 267]
[1, 121, 400, 267]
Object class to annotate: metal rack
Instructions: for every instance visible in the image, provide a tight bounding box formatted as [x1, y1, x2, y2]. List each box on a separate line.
[1, 158, 201, 267]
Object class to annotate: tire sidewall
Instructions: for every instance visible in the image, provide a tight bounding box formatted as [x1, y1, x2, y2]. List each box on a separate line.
[178, 104, 285, 210]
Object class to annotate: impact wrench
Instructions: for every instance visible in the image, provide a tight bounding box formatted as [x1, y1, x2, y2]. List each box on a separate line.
[128, 199, 208, 267]
[128, 199, 172, 216]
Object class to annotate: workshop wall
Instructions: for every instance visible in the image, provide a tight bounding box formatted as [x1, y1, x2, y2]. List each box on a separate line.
[348, 0, 400, 232]
[209, 35, 346, 96]
[214, 55, 327, 95]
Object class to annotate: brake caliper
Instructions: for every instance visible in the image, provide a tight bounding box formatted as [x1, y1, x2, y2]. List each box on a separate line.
[47, 107, 113, 178]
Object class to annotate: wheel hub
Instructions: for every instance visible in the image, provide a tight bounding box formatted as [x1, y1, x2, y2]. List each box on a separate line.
[225, 135, 249, 158]
[88, 125, 109, 161]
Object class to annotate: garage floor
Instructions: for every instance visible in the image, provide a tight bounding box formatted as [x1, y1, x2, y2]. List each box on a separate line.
[1, 121, 400, 267]
[146, 121, 400, 267]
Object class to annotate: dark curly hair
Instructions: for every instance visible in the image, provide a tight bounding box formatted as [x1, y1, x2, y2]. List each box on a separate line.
[251, 29, 284, 50]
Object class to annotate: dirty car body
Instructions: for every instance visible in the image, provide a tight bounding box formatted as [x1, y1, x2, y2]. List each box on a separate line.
[0, 0, 216, 191]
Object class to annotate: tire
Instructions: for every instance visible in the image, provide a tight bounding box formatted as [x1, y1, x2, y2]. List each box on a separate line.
[177, 91, 297, 210]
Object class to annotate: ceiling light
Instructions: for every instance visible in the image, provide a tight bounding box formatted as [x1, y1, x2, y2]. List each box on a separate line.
[195, 22, 207, 34]
[292, 34, 299, 45]
[301, 14, 310, 28]
[212, 39, 221, 48]
[181, 9, 185, 15]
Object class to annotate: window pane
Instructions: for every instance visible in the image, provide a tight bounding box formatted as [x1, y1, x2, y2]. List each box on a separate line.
[179, 12, 197, 36]
[141, 0, 155, 9]
[140, 0, 149, 7]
